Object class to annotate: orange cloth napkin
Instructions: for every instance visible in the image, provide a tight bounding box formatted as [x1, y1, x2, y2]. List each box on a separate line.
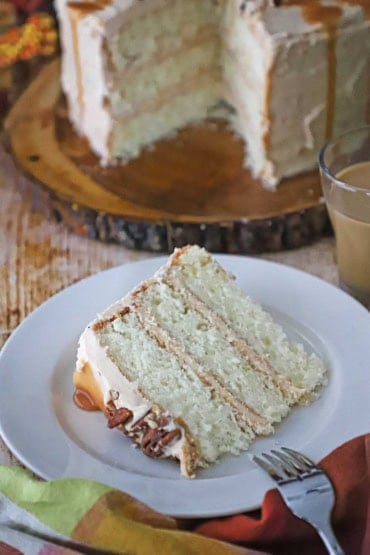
[193, 434, 370, 554]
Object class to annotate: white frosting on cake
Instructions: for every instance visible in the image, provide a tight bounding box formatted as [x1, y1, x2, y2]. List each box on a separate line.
[77, 325, 151, 421]
[55, 0, 370, 186]
[224, 0, 370, 185]
[77, 324, 189, 475]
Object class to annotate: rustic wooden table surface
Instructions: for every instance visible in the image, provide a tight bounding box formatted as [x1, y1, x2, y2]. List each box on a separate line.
[0, 147, 339, 467]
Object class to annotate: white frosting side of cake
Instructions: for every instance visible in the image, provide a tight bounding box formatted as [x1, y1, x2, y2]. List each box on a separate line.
[226, 1, 370, 186]
[55, 0, 174, 162]
[74, 13, 112, 161]
[56, 0, 370, 185]
[76, 325, 189, 474]
[77, 325, 152, 421]
[222, 3, 276, 185]
[54, 0, 82, 128]
[265, 4, 370, 184]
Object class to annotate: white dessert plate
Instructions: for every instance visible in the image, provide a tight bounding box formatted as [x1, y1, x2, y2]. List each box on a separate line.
[1, 255, 370, 518]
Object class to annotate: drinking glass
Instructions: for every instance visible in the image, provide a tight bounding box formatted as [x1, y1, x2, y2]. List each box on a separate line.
[319, 126, 370, 308]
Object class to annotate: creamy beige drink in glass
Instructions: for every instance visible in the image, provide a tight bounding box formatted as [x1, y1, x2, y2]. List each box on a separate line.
[320, 127, 370, 307]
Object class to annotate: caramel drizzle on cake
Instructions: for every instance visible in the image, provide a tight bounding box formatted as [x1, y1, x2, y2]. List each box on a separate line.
[299, 2, 342, 141]
[270, 0, 370, 142]
[263, 1, 342, 151]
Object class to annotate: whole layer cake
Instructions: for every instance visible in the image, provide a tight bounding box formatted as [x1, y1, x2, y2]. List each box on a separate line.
[56, 0, 370, 187]
[74, 246, 326, 477]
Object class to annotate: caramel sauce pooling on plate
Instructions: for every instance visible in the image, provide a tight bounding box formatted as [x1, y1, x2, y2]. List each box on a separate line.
[73, 362, 105, 411]
[73, 388, 99, 411]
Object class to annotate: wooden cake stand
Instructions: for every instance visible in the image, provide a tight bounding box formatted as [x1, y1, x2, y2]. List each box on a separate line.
[5, 59, 331, 253]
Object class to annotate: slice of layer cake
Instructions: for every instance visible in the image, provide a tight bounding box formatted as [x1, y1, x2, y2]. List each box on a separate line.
[74, 246, 326, 478]
[56, 0, 370, 187]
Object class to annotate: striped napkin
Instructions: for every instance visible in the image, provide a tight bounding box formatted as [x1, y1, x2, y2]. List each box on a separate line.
[0, 434, 368, 554]
[0, 467, 249, 554]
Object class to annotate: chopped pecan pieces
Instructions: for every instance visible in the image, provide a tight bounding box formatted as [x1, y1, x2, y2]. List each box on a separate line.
[143, 430, 163, 458]
[107, 407, 133, 429]
[105, 403, 181, 459]
[143, 429, 182, 458]
[141, 428, 159, 448]
[160, 429, 181, 446]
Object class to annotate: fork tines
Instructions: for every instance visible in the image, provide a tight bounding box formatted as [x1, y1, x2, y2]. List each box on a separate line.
[253, 447, 320, 483]
[253, 447, 344, 554]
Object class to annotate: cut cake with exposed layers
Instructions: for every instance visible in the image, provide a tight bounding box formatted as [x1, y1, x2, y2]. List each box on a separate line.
[55, 0, 370, 187]
[74, 246, 327, 478]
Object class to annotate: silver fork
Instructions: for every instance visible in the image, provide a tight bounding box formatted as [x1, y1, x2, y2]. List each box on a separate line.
[253, 447, 344, 555]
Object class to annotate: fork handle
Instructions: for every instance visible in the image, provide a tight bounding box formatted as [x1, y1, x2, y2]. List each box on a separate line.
[316, 521, 345, 555]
